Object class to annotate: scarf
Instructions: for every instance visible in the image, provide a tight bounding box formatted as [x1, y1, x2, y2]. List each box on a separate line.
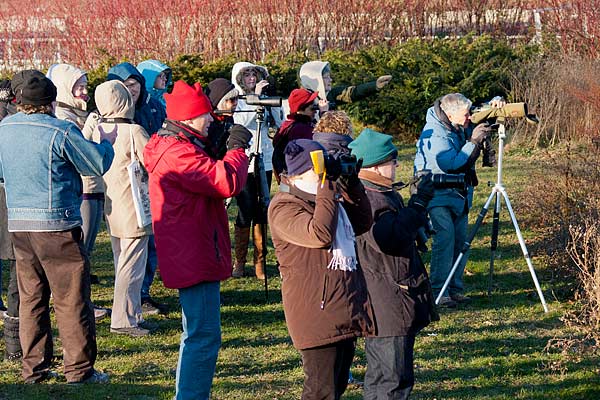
[327, 205, 357, 272]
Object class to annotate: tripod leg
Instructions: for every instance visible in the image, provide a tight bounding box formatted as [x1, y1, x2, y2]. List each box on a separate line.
[500, 190, 549, 313]
[488, 192, 501, 296]
[435, 190, 496, 305]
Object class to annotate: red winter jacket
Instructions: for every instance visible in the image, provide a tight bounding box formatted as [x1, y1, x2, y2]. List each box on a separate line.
[143, 124, 248, 289]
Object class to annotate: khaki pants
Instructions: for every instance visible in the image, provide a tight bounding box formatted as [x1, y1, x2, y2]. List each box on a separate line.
[110, 236, 149, 329]
[11, 228, 96, 383]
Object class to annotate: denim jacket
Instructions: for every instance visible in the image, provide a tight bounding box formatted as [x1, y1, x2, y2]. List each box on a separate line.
[0, 112, 114, 231]
[414, 106, 476, 215]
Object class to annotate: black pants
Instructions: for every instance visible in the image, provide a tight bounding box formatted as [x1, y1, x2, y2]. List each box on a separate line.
[299, 338, 356, 400]
[235, 171, 272, 228]
[364, 335, 415, 400]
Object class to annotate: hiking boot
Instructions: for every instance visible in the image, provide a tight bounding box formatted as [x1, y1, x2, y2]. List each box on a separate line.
[450, 293, 472, 304]
[25, 370, 60, 384]
[141, 298, 168, 315]
[110, 326, 150, 337]
[232, 264, 245, 278]
[437, 296, 457, 308]
[69, 369, 109, 384]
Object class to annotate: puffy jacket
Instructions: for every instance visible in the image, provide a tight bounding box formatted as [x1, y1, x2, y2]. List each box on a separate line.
[107, 62, 166, 135]
[414, 101, 478, 214]
[0, 112, 114, 231]
[231, 62, 281, 172]
[92, 81, 151, 238]
[144, 121, 248, 289]
[356, 173, 438, 337]
[268, 179, 375, 350]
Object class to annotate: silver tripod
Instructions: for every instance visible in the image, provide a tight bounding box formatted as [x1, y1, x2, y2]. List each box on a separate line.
[434, 123, 549, 313]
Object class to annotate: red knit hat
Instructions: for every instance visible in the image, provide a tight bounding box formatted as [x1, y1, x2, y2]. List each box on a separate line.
[288, 88, 319, 114]
[165, 80, 212, 121]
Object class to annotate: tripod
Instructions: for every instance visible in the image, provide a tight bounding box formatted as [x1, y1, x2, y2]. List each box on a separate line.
[435, 123, 549, 313]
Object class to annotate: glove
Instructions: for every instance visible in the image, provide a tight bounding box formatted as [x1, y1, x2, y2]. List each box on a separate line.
[339, 156, 362, 189]
[324, 154, 342, 181]
[0, 80, 13, 102]
[408, 173, 435, 212]
[376, 75, 393, 90]
[470, 123, 491, 147]
[226, 125, 252, 150]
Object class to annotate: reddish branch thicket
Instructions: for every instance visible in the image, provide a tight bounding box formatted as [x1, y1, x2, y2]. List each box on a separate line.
[0, 0, 592, 69]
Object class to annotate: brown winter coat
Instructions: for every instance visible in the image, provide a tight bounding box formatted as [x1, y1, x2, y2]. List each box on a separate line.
[268, 178, 375, 350]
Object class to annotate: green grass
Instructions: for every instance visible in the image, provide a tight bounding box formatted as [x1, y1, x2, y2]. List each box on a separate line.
[1, 145, 599, 399]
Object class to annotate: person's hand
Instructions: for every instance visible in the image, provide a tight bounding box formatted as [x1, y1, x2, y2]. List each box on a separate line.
[226, 125, 252, 150]
[489, 96, 506, 108]
[470, 123, 492, 146]
[255, 80, 270, 96]
[376, 75, 393, 90]
[0, 80, 13, 102]
[98, 125, 118, 145]
[318, 99, 329, 114]
[408, 173, 435, 211]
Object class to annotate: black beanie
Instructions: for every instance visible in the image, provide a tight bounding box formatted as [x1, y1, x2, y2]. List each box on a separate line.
[205, 78, 235, 109]
[11, 70, 57, 106]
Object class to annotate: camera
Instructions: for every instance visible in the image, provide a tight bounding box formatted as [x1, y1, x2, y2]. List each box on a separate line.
[470, 102, 538, 124]
[430, 173, 466, 190]
[338, 154, 358, 177]
[241, 94, 282, 108]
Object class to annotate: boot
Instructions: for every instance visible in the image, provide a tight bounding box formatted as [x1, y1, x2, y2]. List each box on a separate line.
[232, 226, 251, 278]
[3, 312, 22, 362]
[253, 224, 266, 280]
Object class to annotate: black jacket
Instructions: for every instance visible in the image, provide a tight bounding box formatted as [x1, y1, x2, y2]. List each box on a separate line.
[356, 176, 438, 337]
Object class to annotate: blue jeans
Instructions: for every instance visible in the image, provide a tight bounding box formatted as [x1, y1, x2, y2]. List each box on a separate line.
[175, 281, 221, 400]
[429, 206, 468, 297]
[141, 235, 158, 302]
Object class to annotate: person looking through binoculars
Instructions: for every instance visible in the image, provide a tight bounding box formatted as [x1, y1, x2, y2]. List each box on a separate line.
[413, 93, 504, 308]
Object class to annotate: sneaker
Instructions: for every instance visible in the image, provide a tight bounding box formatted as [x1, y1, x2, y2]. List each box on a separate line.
[25, 370, 60, 384]
[110, 326, 150, 337]
[94, 305, 110, 321]
[141, 298, 168, 315]
[437, 296, 458, 308]
[450, 293, 472, 304]
[69, 369, 109, 384]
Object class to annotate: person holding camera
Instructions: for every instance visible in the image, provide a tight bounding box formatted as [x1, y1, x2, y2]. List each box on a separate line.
[230, 62, 282, 279]
[350, 128, 438, 399]
[414, 93, 502, 307]
[268, 138, 374, 400]
[143, 80, 251, 400]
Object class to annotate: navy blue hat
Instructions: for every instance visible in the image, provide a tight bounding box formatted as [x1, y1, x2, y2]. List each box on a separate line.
[284, 139, 326, 176]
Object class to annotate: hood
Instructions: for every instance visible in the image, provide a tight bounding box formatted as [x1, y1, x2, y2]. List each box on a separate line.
[137, 59, 172, 106]
[107, 62, 148, 108]
[47, 63, 87, 110]
[231, 62, 269, 94]
[313, 132, 352, 158]
[94, 80, 135, 120]
[299, 61, 329, 100]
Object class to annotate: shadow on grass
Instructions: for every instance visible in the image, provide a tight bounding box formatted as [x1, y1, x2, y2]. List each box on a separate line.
[0, 383, 170, 400]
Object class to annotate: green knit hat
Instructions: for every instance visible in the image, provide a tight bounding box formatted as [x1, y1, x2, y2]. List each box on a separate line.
[348, 128, 397, 167]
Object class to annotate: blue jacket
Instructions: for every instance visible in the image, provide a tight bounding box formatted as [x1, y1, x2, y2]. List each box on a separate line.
[414, 105, 477, 215]
[137, 59, 171, 108]
[0, 112, 114, 231]
[107, 63, 166, 135]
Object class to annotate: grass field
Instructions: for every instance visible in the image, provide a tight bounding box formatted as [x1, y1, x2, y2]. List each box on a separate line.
[1, 145, 599, 400]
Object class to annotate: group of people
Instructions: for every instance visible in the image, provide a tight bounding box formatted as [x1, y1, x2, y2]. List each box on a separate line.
[0, 54, 500, 400]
